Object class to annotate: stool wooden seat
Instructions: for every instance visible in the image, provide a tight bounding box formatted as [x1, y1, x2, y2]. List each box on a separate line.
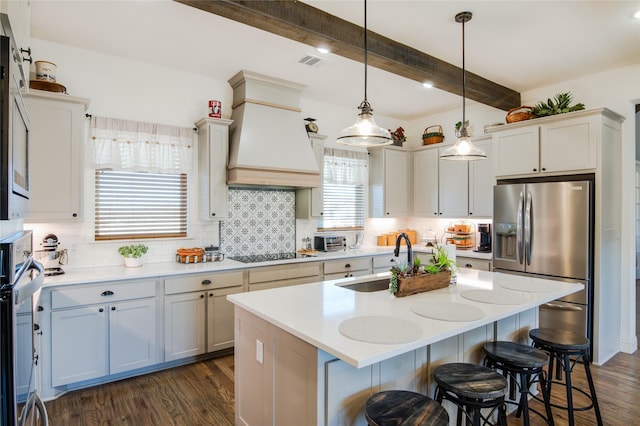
[529, 328, 603, 426]
[434, 363, 508, 426]
[364, 390, 449, 426]
[483, 341, 553, 426]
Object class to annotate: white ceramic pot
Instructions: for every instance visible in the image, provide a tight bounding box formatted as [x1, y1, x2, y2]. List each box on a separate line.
[123, 257, 142, 268]
[35, 60, 57, 82]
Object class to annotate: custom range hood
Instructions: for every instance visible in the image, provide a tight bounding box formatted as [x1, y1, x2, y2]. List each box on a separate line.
[227, 70, 320, 188]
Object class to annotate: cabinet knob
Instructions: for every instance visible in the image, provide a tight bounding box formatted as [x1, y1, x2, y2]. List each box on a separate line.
[433, 212, 437, 216]
[439, 212, 443, 215]
[389, 259, 395, 263]
[211, 213, 216, 217]
[345, 263, 351, 268]
[386, 212, 390, 215]
[541, 167, 546, 171]
[200, 294, 205, 299]
[469, 212, 473, 215]
[465, 263, 473, 268]
[101, 290, 114, 296]
[72, 213, 78, 218]
[33, 323, 40, 331]
[201, 279, 212, 285]
[320, 212, 323, 215]
[99, 308, 104, 312]
[111, 306, 116, 311]
[533, 168, 537, 172]
[209, 293, 214, 297]
[37, 305, 44, 312]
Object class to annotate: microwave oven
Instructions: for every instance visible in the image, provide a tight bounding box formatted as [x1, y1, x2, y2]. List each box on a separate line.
[0, 24, 30, 219]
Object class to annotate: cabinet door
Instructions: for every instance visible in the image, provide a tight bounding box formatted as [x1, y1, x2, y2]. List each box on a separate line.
[493, 126, 540, 176]
[197, 118, 232, 220]
[384, 149, 410, 217]
[164, 292, 206, 361]
[540, 115, 597, 173]
[52, 306, 107, 386]
[325, 358, 373, 426]
[457, 256, 491, 271]
[296, 137, 325, 218]
[26, 95, 87, 221]
[413, 149, 439, 217]
[15, 313, 32, 397]
[110, 298, 157, 374]
[468, 140, 494, 217]
[438, 149, 469, 217]
[207, 286, 244, 352]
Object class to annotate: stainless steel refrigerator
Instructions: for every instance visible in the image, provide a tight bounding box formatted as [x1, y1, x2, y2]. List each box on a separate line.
[493, 176, 593, 341]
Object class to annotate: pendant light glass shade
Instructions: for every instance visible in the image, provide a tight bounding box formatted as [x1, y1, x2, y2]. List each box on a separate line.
[441, 11, 486, 161]
[337, 0, 392, 147]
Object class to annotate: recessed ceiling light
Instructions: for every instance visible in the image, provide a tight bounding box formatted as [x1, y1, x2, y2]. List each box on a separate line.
[634, 10, 640, 19]
[422, 82, 433, 89]
[316, 47, 330, 54]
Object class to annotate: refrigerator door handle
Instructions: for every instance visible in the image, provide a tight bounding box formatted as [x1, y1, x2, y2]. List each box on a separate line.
[541, 302, 583, 312]
[517, 190, 524, 265]
[524, 190, 532, 266]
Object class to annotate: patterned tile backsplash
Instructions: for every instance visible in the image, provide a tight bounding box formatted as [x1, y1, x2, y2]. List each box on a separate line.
[221, 188, 296, 256]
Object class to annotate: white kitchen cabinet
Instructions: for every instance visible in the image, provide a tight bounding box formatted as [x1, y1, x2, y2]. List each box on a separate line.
[25, 90, 90, 222]
[412, 148, 439, 217]
[248, 262, 322, 291]
[457, 256, 492, 271]
[372, 254, 398, 274]
[197, 117, 233, 220]
[0, 0, 31, 87]
[296, 134, 326, 219]
[438, 147, 469, 217]
[323, 256, 371, 280]
[468, 138, 494, 217]
[164, 270, 245, 361]
[492, 112, 598, 177]
[369, 147, 411, 218]
[50, 279, 158, 386]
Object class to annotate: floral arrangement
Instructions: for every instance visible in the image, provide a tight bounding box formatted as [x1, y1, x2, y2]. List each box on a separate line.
[118, 244, 149, 258]
[389, 126, 406, 142]
[389, 246, 457, 294]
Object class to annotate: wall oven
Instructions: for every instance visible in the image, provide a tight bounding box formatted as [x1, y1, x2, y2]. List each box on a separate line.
[0, 18, 31, 220]
[1, 230, 47, 426]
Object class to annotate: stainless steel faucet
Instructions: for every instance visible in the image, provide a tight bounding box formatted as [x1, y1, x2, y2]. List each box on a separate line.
[394, 232, 413, 268]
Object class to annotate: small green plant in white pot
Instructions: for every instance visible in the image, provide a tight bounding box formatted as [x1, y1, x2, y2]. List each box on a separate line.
[118, 244, 148, 267]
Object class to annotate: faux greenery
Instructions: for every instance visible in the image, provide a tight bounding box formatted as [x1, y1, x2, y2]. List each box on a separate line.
[531, 92, 585, 117]
[389, 247, 457, 294]
[118, 244, 149, 258]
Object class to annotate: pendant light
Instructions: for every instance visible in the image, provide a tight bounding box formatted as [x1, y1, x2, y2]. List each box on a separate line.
[440, 11, 486, 161]
[337, 0, 392, 147]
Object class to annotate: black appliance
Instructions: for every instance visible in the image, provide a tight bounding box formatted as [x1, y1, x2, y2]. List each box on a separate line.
[493, 175, 594, 347]
[0, 16, 31, 220]
[0, 230, 47, 425]
[475, 223, 491, 253]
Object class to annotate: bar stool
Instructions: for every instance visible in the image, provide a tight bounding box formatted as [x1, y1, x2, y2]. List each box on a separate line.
[364, 390, 449, 426]
[433, 363, 508, 426]
[483, 341, 554, 426]
[529, 328, 603, 426]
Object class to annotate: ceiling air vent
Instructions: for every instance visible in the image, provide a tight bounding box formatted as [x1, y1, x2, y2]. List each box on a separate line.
[298, 54, 325, 67]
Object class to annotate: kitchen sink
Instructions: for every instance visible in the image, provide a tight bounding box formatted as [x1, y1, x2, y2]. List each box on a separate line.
[337, 278, 390, 292]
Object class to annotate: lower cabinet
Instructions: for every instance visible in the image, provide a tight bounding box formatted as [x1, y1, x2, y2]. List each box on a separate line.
[372, 254, 398, 274]
[457, 256, 492, 271]
[248, 262, 322, 291]
[323, 257, 372, 280]
[50, 280, 158, 387]
[164, 270, 245, 361]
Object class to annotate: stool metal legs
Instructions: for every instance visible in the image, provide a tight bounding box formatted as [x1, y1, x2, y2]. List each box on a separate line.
[435, 386, 507, 426]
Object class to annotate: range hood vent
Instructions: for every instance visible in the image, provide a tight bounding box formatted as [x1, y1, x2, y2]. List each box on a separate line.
[227, 70, 320, 188]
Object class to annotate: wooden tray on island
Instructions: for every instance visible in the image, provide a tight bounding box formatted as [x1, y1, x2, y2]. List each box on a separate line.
[395, 271, 451, 297]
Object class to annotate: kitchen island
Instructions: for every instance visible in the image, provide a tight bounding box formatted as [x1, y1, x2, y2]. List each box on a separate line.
[228, 268, 582, 426]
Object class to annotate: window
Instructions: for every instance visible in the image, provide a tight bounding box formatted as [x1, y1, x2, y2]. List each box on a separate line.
[95, 170, 187, 240]
[317, 149, 368, 231]
[90, 116, 193, 241]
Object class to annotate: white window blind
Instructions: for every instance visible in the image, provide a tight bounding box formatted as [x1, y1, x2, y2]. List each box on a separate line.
[318, 149, 368, 231]
[95, 170, 187, 240]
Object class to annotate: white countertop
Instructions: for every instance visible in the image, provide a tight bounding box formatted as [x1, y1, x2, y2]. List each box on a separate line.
[41, 246, 491, 287]
[227, 269, 582, 368]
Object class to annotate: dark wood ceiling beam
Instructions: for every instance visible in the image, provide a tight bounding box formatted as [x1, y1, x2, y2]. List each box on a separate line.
[175, 0, 521, 111]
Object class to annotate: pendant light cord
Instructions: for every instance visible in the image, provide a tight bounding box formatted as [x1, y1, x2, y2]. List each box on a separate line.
[363, 0, 368, 103]
[461, 16, 466, 124]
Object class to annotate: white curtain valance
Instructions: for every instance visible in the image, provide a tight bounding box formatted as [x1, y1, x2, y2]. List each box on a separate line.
[323, 148, 369, 185]
[90, 116, 194, 174]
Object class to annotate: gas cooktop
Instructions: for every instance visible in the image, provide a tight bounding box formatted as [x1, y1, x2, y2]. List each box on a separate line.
[228, 252, 314, 263]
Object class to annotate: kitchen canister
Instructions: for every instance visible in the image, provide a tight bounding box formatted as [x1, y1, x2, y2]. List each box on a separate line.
[35, 60, 57, 82]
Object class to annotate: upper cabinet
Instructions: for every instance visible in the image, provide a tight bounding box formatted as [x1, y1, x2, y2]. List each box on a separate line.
[413, 138, 493, 218]
[197, 118, 232, 220]
[492, 112, 598, 177]
[1, 1, 32, 88]
[25, 90, 90, 222]
[295, 133, 326, 219]
[369, 147, 411, 218]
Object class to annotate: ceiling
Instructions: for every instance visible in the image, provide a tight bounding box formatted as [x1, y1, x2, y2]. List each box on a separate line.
[29, 1, 640, 121]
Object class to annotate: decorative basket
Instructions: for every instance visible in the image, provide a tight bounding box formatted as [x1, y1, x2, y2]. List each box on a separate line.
[422, 125, 445, 145]
[505, 106, 535, 123]
[394, 271, 451, 297]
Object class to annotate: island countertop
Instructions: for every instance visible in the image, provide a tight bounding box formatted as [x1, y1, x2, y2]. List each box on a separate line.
[228, 268, 583, 368]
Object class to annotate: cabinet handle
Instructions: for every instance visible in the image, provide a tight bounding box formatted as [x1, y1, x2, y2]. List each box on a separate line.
[101, 290, 114, 296]
[386, 212, 390, 215]
[99, 308, 104, 312]
[465, 263, 473, 268]
[200, 294, 205, 299]
[209, 293, 214, 297]
[201, 279, 212, 285]
[345, 263, 351, 268]
[389, 259, 395, 263]
[72, 213, 78, 218]
[433, 212, 437, 216]
[469, 212, 473, 215]
[111, 306, 116, 311]
[37, 305, 44, 312]
[533, 168, 537, 172]
[211, 213, 216, 217]
[34, 323, 40, 331]
[541, 167, 546, 171]
[439, 212, 443, 215]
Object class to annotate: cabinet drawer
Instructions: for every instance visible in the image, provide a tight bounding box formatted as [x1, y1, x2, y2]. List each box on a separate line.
[248, 262, 322, 285]
[372, 255, 398, 269]
[165, 270, 244, 295]
[324, 257, 371, 274]
[52, 280, 156, 309]
[457, 257, 492, 271]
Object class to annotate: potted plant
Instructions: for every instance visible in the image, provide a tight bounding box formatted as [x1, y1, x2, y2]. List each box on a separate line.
[389, 126, 407, 146]
[389, 246, 457, 297]
[531, 92, 585, 117]
[118, 244, 148, 267]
